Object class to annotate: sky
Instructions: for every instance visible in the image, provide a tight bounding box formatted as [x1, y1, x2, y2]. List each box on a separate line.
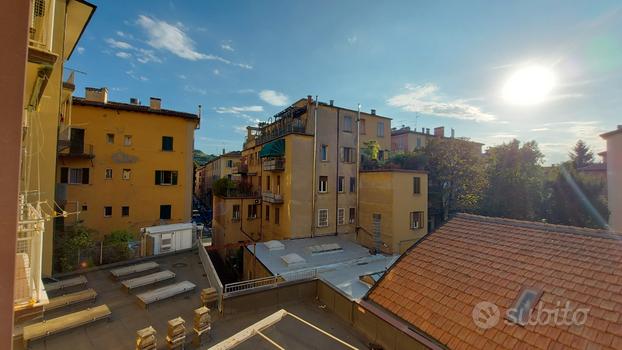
[66, 0, 622, 164]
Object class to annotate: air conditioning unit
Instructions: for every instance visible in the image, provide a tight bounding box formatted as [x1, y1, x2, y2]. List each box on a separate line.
[254, 199, 262, 205]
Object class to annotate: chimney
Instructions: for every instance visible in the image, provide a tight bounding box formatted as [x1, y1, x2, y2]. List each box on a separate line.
[329, 100, 334, 106]
[149, 97, 161, 110]
[130, 97, 140, 105]
[421, 127, 425, 133]
[434, 126, 445, 138]
[451, 128, 455, 138]
[426, 128, 430, 135]
[222, 148, 225, 155]
[85, 87, 108, 103]
[371, 109, 376, 115]
[307, 95, 313, 105]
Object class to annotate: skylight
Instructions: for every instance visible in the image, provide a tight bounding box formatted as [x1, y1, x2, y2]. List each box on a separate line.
[264, 240, 285, 251]
[308, 243, 343, 255]
[281, 253, 306, 267]
[507, 288, 542, 325]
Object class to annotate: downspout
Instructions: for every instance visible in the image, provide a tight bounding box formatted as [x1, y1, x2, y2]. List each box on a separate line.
[356, 104, 361, 236]
[311, 96, 318, 237]
[335, 108, 340, 236]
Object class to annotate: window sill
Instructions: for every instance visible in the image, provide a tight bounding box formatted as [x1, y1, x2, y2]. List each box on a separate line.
[318, 191, 329, 194]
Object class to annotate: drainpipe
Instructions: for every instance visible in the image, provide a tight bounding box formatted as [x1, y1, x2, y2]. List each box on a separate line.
[335, 108, 340, 236]
[356, 104, 361, 235]
[311, 96, 318, 237]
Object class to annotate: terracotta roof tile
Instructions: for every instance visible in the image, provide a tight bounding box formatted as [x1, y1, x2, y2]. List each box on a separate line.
[366, 213, 622, 349]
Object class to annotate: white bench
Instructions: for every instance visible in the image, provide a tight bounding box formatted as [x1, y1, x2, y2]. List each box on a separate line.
[23, 304, 111, 345]
[44, 275, 88, 293]
[45, 288, 97, 311]
[110, 261, 159, 279]
[121, 270, 176, 291]
[136, 281, 196, 308]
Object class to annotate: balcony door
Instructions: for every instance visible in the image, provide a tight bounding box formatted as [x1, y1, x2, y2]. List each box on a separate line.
[70, 128, 85, 154]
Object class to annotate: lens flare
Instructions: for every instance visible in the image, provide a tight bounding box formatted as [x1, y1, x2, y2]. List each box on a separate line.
[502, 65, 556, 105]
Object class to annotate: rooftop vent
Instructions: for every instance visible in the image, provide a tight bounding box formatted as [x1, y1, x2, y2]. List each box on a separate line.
[130, 97, 140, 105]
[308, 243, 343, 255]
[281, 253, 306, 267]
[371, 109, 376, 115]
[263, 240, 285, 251]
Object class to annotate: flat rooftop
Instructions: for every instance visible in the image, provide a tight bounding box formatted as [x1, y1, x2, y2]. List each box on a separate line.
[248, 235, 398, 300]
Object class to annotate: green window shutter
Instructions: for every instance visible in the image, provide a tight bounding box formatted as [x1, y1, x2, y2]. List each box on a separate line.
[155, 170, 161, 185]
[82, 168, 90, 184]
[60, 167, 68, 184]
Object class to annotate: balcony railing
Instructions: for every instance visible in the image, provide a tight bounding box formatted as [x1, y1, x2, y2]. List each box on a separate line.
[263, 158, 285, 172]
[58, 143, 95, 159]
[29, 0, 55, 51]
[231, 164, 248, 174]
[262, 191, 283, 204]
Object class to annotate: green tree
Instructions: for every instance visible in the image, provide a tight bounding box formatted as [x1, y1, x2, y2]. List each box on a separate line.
[422, 138, 487, 221]
[569, 140, 594, 169]
[480, 139, 545, 220]
[56, 225, 96, 272]
[103, 229, 134, 264]
[213, 177, 236, 197]
[545, 164, 608, 228]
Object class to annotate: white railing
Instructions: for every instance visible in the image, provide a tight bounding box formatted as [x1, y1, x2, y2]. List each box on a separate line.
[29, 0, 55, 51]
[15, 194, 45, 307]
[262, 191, 283, 204]
[197, 242, 223, 312]
[223, 268, 318, 297]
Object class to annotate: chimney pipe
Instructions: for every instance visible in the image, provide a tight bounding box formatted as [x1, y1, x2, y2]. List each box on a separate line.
[371, 109, 376, 115]
[451, 128, 455, 138]
[222, 148, 225, 155]
[307, 95, 313, 105]
[434, 126, 445, 138]
[149, 97, 161, 110]
[329, 100, 334, 106]
[426, 128, 430, 134]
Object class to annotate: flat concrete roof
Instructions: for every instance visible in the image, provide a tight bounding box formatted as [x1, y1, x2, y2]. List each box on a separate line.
[247, 236, 398, 300]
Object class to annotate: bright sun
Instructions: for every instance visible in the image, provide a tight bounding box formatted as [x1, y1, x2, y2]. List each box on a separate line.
[502, 65, 556, 105]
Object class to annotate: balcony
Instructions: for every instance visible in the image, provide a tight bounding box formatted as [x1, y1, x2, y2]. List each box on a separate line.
[263, 158, 285, 172]
[262, 191, 284, 204]
[231, 163, 248, 174]
[58, 143, 95, 159]
[28, 0, 55, 53]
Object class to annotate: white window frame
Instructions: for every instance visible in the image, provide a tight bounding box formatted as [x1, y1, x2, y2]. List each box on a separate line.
[337, 208, 345, 225]
[105, 168, 113, 180]
[338, 176, 345, 193]
[106, 133, 115, 144]
[69, 168, 84, 184]
[122, 169, 131, 180]
[318, 209, 329, 227]
[410, 211, 424, 229]
[232, 204, 241, 220]
[342, 147, 355, 163]
[319, 176, 328, 193]
[377, 122, 385, 137]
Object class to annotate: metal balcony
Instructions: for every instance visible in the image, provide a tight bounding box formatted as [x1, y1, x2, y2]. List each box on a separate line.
[262, 192, 284, 204]
[231, 164, 248, 174]
[58, 143, 95, 159]
[262, 158, 285, 172]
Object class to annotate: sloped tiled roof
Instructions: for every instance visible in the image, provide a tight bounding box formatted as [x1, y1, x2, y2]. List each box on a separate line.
[366, 213, 622, 350]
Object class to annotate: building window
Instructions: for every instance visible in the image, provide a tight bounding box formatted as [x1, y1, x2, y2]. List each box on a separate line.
[338, 176, 345, 193]
[337, 208, 345, 225]
[155, 170, 178, 185]
[275, 207, 280, 225]
[378, 150, 385, 161]
[106, 133, 115, 144]
[124, 135, 132, 146]
[162, 136, 174, 151]
[227, 159, 233, 167]
[349, 208, 356, 224]
[160, 205, 172, 220]
[349, 177, 356, 192]
[319, 176, 328, 193]
[60, 167, 89, 184]
[247, 204, 258, 219]
[507, 288, 543, 325]
[81, 204, 88, 211]
[377, 122, 385, 137]
[343, 116, 353, 132]
[232, 205, 240, 220]
[416, 137, 422, 148]
[122, 169, 131, 180]
[410, 211, 424, 229]
[320, 144, 328, 161]
[105, 168, 113, 180]
[318, 209, 328, 227]
[342, 147, 355, 163]
[121, 206, 130, 217]
[265, 205, 270, 221]
[104, 206, 112, 217]
[360, 119, 366, 135]
[276, 176, 281, 194]
[266, 175, 271, 191]
[413, 177, 421, 194]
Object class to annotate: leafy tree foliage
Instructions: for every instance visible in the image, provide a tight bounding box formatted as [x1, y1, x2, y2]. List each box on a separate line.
[213, 178, 237, 197]
[569, 140, 594, 169]
[55, 225, 96, 272]
[480, 140, 545, 220]
[103, 229, 135, 264]
[420, 138, 487, 220]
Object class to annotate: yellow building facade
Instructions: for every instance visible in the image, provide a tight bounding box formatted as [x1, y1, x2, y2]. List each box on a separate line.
[391, 126, 483, 154]
[56, 89, 199, 239]
[194, 151, 242, 206]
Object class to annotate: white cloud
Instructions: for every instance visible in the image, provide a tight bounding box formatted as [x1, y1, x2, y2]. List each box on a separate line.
[115, 52, 132, 59]
[259, 90, 288, 106]
[531, 127, 550, 132]
[178, 74, 187, 80]
[213, 69, 220, 75]
[215, 106, 264, 114]
[105, 38, 133, 50]
[136, 48, 162, 63]
[221, 42, 234, 52]
[387, 83, 495, 122]
[76, 46, 85, 54]
[125, 70, 148, 81]
[235, 63, 253, 69]
[184, 85, 207, 95]
[491, 134, 518, 138]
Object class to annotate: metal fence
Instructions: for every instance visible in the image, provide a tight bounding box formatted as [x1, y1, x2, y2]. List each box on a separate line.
[223, 268, 318, 297]
[198, 241, 223, 312]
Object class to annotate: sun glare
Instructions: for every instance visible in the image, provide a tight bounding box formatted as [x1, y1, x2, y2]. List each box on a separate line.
[502, 65, 556, 105]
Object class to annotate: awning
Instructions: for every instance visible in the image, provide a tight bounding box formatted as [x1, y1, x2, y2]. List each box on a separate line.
[259, 139, 285, 158]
